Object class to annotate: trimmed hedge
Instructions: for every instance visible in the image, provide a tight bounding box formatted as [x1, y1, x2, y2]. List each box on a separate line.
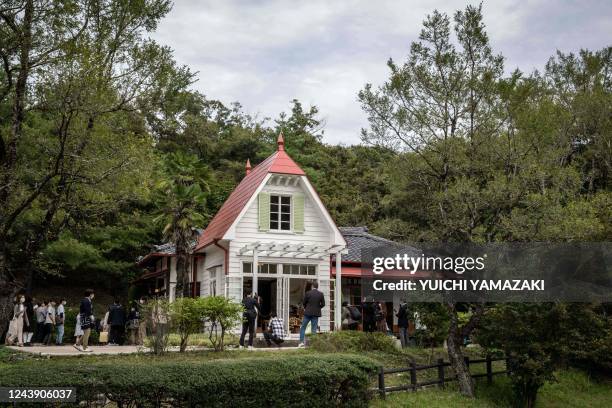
[0, 354, 377, 407]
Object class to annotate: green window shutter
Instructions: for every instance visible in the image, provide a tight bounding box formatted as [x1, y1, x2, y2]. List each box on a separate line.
[293, 193, 304, 233]
[258, 192, 270, 231]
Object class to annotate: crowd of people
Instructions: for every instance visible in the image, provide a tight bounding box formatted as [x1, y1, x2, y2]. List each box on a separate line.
[342, 297, 416, 348]
[6, 285, 417, 350]
[5, 289, 147, 351]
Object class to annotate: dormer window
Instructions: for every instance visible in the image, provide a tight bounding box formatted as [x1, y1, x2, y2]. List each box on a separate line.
[270, 195, 291, 230]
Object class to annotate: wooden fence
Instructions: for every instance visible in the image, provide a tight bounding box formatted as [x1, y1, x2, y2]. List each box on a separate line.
[376, 356, 507, 398]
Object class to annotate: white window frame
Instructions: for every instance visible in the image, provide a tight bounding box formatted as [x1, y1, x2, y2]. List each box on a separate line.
[270, 194, 292, 231]
[208, 267, 218, 296]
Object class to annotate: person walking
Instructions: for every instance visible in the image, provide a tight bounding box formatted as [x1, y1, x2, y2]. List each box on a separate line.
[239, 292, 259, 350]
[23, 296, 35, 346]
[264, 312, 285, 347]
[55, 299, 66, 345]
[42, 300, 56, 345]
[6, 295, 27, 346]
[77, 289, 95, 352]
[74, 312, 84, 348]
[396, 300, 410, 348]
[299, 281, 325, 347]
[34, 301, 47, 343]
[361, 297, 377, 333]
[107, 298, 126, 345]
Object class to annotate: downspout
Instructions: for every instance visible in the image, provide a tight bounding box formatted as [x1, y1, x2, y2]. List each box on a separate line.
[191, 255, 203, 298]
[213, 239, 229, 275]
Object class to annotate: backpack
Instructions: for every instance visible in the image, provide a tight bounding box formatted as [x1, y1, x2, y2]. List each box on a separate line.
[348, 306, 362, 321]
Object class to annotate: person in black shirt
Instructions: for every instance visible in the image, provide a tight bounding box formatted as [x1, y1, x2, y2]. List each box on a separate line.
[396, 300, 410, 348]
[107, 298, 126, 345]
[78, 289, 95, 352]
[239, 292, 259, 350]
[361, 297, 377, 333]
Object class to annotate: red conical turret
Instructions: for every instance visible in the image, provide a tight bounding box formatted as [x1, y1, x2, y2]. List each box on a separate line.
[277, 132, 285, 151]
[245, 158, 251, 175]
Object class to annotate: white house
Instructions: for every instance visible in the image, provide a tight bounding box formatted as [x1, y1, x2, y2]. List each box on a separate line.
[192, 134, 347, 335]
[136, 134, 415, 336]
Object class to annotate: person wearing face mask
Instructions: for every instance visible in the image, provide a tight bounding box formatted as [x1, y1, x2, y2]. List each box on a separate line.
[7, 295, 27, 347]
[55, 299, 66, 345]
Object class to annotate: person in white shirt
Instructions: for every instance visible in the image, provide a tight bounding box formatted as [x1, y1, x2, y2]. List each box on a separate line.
[55, 299, 66, 345]
[42, 300, 56, 345]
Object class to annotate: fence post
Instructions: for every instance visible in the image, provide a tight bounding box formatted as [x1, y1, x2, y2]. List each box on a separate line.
[464, 356, 470, 370]
[410, 361, 417, 391]
[437, 358, 445, 389]
[378, 366, 386, 399]
[486, 355, 493, 385]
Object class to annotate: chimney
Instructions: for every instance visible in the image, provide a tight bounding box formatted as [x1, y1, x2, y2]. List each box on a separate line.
[245, 158, 251, 175]
[277, 132, 285, 151]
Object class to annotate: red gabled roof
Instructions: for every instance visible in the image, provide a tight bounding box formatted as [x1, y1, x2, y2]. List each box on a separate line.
[195, 133, 305, 250]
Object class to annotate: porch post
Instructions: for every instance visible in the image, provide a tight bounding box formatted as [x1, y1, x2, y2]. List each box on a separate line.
[253, 249, 258, 295]
[335, 251, 342, 330]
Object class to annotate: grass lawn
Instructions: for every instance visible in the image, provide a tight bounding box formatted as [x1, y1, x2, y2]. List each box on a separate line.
[371, 370, 612, 407]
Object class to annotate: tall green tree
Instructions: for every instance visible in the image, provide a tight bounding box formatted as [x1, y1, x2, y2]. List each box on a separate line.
[0, 0, 184, 337]
[154, 152, 208, 298]
[359, 4, 505, 396]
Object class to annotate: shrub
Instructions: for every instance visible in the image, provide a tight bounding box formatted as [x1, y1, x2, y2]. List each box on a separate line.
[142, 298, 172, 355]
[308, 331, 397, 354]
[169, 297, 208, 352]
[201, 296, 243, 351]
[0, 354, 377, 407]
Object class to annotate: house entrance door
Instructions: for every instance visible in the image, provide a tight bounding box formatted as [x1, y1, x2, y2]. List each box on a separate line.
[277, 277, 290, 334]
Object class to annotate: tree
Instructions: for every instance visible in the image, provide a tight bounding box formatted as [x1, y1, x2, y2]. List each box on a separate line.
[0, 0, 181, 337]
[169, 297, 207, 352]
[359, 4, 504, 396]
[201, 296, 243, 352]
[154, 152, 208, 298]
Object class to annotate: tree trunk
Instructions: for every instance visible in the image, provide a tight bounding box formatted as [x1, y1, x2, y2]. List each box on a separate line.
[445, 302, 476, 397]
[180, 335, 188, 352]
[175, 248, 189, 298]
[447, 326, 475, 397]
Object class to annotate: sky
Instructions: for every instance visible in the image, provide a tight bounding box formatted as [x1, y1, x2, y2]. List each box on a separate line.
[151, 0, 611, 145]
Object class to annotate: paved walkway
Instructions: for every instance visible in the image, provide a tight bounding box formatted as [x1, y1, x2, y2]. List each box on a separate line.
[8, 344, 300, 356]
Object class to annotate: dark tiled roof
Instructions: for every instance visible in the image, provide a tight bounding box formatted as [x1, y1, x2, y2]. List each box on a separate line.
[339, 226, 419, 263]
[136, 229, 203, 263]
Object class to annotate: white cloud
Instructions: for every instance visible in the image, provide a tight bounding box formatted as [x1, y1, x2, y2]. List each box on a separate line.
[151, 0, 611, 145]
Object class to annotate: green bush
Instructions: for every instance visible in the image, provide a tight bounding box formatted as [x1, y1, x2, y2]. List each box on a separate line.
[308, 331, 397, 354]
[0, 354, 377, 407]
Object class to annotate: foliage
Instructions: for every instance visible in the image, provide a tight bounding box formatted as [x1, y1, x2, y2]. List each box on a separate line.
[154, 152, 209, 297]
[200, 296, 243, 351]
[476, 304, 570, 407]
[142, 298, 172, 355]
[168, 297, 207, 352]
[308, 330, 398, 354]
[0, 353, 377, 407]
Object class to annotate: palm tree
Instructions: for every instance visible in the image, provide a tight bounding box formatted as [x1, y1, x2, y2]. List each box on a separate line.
[155, 152, 208, 298]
